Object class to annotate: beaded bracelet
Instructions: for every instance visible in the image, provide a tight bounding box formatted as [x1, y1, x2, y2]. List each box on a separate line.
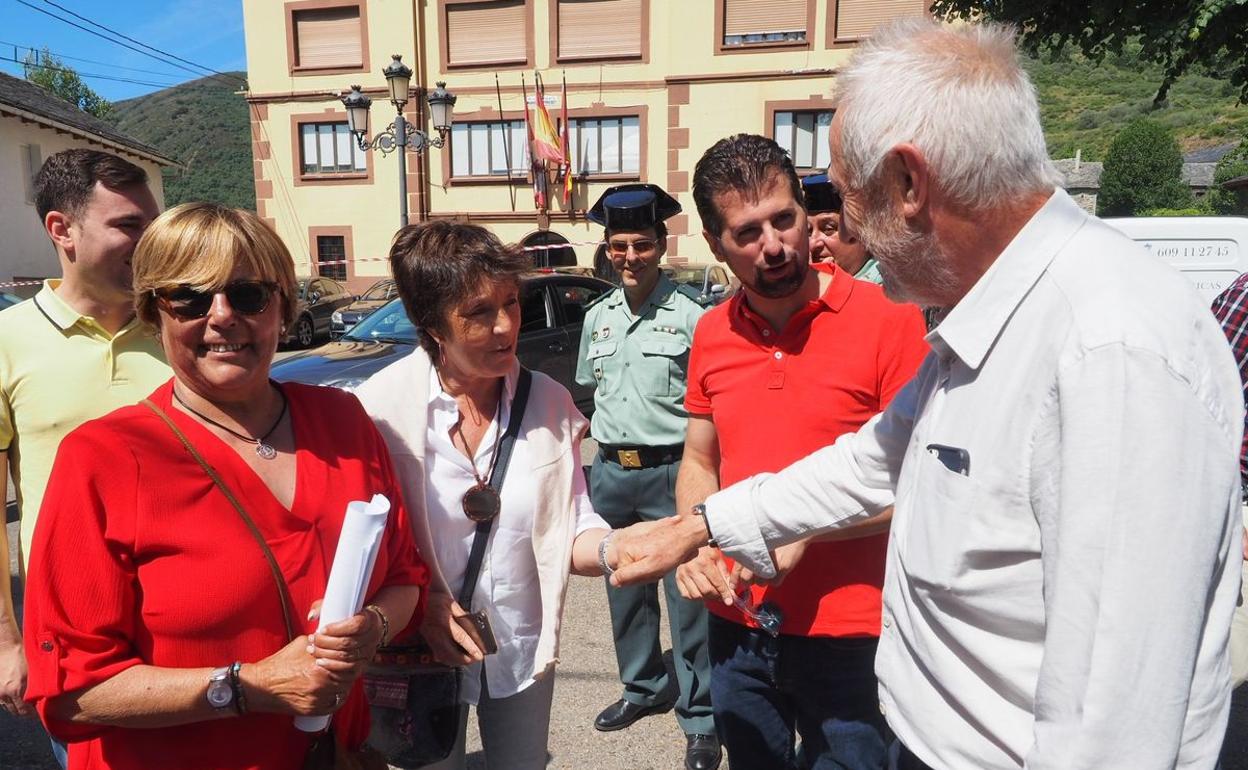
[365, 603, 391, 647]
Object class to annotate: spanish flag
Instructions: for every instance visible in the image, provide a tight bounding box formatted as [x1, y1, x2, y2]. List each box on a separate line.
[531, 73, 564, 165]
[561, 74, 572, 206]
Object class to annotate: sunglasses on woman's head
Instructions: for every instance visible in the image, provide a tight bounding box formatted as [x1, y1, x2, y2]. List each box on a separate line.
[154, 280, 276, 319]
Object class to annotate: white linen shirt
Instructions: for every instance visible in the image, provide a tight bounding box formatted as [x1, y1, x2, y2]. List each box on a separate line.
[426, 365, 606, 704]
[706, 190, 1244, 769]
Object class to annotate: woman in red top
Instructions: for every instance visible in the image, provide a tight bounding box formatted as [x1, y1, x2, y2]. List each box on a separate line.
[22, 202, 428, 769]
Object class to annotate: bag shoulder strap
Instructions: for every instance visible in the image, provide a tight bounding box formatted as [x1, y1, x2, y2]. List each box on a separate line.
[142, 398, 297, 642]
[457, 368, 533, 611]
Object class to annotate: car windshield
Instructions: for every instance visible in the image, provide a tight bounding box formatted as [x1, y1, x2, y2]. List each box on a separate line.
[360, 281, 393, 301]
[664, 268, 705, 288]
[343, 298, 419, 343]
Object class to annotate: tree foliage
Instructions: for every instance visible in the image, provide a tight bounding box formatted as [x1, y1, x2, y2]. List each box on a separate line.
[1097, 119, 1192, 217]
[1204, 140, 1248, 215]
[931, 0, 1248, 106]
[23, 48, 112, 120]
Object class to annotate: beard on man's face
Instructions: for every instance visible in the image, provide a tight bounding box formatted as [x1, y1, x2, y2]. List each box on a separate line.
[748, 252, 809, 299]
[852, 197, 957, 307]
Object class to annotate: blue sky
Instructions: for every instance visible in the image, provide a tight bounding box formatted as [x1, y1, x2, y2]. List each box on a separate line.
[0, 0, 245, 101]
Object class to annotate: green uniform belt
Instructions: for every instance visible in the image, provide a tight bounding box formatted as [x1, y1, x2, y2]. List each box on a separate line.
[598, 443, 684, 469]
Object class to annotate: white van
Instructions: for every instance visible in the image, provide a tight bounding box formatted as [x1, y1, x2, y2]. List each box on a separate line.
[1103, 216, 1248, 303]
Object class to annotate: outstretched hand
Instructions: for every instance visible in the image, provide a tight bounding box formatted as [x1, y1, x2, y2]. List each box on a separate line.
[609, 515, 707, 587]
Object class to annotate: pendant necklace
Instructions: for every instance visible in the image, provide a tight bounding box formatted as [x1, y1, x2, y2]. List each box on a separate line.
[455, 402, 504, 523]
[173, 385, 288, 460]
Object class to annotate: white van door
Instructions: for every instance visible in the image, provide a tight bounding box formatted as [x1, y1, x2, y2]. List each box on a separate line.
[1103, 217, 1248, 303]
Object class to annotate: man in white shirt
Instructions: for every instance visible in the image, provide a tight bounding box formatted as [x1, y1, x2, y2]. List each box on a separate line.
[609, 19, 1244, 770]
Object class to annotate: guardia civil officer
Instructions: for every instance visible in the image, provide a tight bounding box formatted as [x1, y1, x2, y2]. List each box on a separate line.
[803, 173, 883, 284]
[575, 184, 720, 770]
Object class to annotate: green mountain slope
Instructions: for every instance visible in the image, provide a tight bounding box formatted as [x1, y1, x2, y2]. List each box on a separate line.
[110, 72, 255, 210]
[1025, 48, 1248, 161]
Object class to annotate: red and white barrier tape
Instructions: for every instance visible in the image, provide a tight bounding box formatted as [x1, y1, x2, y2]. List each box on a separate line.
[0, 234, 691, 285]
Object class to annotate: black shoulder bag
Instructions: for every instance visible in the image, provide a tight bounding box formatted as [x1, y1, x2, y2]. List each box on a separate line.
[363, 368, 532, 769]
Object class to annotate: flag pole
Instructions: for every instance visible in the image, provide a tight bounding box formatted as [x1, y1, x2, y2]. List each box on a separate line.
[496, 73, 516, 211]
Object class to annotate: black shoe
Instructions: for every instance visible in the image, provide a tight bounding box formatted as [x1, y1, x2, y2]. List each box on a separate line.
[593, 698, 675, 732]
[685, 734, 722, 770]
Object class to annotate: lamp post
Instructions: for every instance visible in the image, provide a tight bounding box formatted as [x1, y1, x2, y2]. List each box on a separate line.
[342, 54, 456, 228]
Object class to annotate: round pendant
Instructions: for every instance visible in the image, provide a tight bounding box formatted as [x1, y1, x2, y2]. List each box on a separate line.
[255, 442, 277, 460]
[461, 483, 501, 523]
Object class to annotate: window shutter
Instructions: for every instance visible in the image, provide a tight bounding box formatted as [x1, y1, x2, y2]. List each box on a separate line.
[834, 0, 926, 40]
[294, 6, 363, 68]
[447, 1, 528, 66]
[558, 0, 642, 59]
[723, 0, 807, 36]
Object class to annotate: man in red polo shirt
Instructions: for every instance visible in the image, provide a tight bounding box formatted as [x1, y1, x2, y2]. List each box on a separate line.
[674, 133, 928, 769]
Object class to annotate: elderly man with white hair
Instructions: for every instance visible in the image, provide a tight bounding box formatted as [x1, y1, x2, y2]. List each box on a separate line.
[608, 18, 1244, 770]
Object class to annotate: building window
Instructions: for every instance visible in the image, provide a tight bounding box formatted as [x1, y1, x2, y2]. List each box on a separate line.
[300, 122, 367, 175]
[773, 110, 831, 171]
[556, 0, 643, 61]
[316, 236, 348, 280]
[446, 1, 528, 67]
[722, 0, 807, 47]
[291, 5, 364, 70]
[21, 143, 41, 205]
[833, 0, 926, 40]
[450, 120, 529, 177]
[570, 116, 640, 176]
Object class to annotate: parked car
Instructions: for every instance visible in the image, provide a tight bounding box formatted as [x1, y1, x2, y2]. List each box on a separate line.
[285, 277, 355, 348]
[0, 293, 21, 310]
[331, 279, 398, 338]
[271, 272, 613, 414]
[662, 262, 736, 305]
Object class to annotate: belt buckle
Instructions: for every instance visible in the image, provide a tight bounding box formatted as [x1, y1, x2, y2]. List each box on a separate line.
[618, 449, 642, 469]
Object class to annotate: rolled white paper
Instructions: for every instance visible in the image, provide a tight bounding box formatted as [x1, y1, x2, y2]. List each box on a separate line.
[295, 493, 391, 733]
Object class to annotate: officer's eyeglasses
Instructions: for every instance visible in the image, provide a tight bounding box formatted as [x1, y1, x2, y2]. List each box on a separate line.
[155, 281, 277, 319]
[607, 239, 658, 257]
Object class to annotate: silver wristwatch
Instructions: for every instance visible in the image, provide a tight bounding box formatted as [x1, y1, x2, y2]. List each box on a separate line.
[206, 666, 234, 712]
[691, 503, 719, 548]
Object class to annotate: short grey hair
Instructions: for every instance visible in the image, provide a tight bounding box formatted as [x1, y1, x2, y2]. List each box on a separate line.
[834, 19, 1061, 211]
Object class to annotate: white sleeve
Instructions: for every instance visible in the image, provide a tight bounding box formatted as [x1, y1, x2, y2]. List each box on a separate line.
[1025, 345, 1240, 769]
[705, 367, 924, 578]
[571, 456, 608, 535]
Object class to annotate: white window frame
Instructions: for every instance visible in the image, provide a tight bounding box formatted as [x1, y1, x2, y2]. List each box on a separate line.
[773, 109, 832, 171]
[299, 122, 367, 175]
[450, 119, 529, 177]
[569, 116, 640, 176]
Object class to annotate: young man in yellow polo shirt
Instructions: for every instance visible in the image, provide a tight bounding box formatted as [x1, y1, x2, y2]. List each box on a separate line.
[0, 150, 169, 727]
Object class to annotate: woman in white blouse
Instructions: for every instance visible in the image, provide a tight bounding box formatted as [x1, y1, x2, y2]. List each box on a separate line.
[357, 221, 619, 769]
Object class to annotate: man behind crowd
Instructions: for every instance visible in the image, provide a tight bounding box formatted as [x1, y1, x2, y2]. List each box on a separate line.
[0, 150, 168, 723]
[575, 184, 719, 770]
[1210, 274, 1248, 687]
[611, 19, 1243, 770]
[801, 173, 881, 284]
[673, 134, 928, 768]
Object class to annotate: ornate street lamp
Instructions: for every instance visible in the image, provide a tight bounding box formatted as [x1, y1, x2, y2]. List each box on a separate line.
[341, 55, 457, 228]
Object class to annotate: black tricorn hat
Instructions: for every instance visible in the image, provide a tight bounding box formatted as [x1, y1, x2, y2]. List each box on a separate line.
[801, 174, 842, 214]
[587, 183, 682, 230]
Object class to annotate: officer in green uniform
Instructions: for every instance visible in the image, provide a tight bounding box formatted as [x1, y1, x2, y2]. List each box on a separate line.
[803, 173, 884, 284]
[576, 184, 720, 770]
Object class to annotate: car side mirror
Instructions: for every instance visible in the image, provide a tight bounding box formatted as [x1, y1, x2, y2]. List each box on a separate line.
[710, 284, 727, 296]
[309, 291, 322, 303]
